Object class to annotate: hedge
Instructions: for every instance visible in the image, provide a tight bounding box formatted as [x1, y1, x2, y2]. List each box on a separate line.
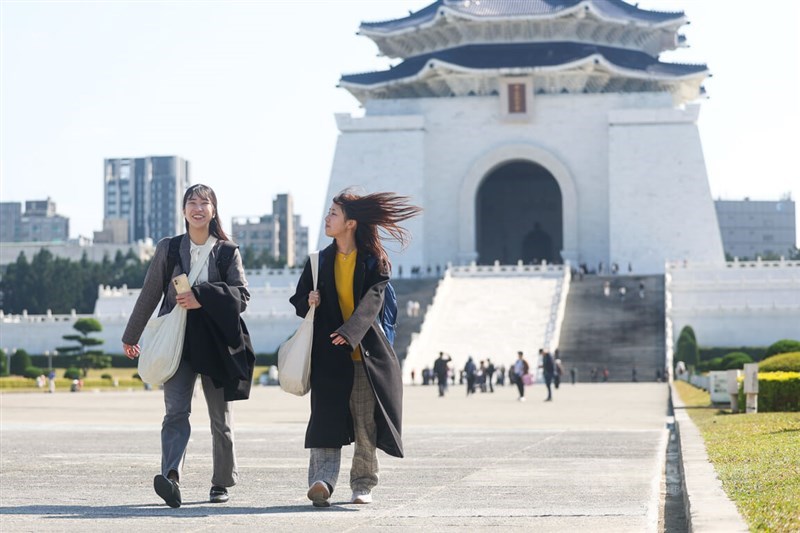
[699, 346, 767, 362]
[759, 352, 800, 372]
[738, 371, 800, 412]
[764, 339, 800, 358]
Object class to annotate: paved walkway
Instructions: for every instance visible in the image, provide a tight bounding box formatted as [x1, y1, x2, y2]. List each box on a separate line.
[1, 382, 671, 532]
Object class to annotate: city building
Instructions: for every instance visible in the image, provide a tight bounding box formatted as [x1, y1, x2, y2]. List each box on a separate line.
[715, 198, 797, 259]
[231, 194, 309, 267]
[97, 156, 190, 244]
[0, 198, 69, 243]
[324, 0, 724, 274]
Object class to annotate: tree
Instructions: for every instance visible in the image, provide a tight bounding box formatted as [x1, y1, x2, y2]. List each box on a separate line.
[10, 349, 32, 376]
[61, 318, 110, 377]
[765, 339, 800, 358]
[675, 325, 699, 369]
[0, 348, 7, 376]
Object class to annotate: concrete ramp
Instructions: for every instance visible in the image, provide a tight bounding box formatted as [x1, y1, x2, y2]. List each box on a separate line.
[403, 264, 569, 381]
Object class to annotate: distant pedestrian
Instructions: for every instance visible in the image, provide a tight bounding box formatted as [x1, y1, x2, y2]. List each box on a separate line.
[433, 352, 451, 397]
[47, 370, 56, 393]
[602, 367, 609, 382]
[603, 281, 611, 298]
[570, 367, 577, 385]
[464, 357, 477, 396]
[638, 281, 645, 299]
[540, 349, 555, 401]
[486, 359, 496, 393]
[618, 286, 626, 301]
[632, 365, 638, 382]
[513, 351, 529, 401]
[410, 369, 416, 385]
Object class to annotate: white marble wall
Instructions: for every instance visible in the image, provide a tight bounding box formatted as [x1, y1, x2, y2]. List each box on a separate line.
[666, 260, 800, 348]
[324, 91, 724, 274]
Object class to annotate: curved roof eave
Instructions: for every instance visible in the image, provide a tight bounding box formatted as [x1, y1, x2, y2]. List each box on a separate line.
[340, 55, 707, 91]
[359, 1, 687, 38]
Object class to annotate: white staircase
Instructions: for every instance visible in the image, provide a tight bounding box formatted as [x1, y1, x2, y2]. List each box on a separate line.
[403, 263, 570, 382]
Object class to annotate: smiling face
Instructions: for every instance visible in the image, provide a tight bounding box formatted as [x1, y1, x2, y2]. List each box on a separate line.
[184, 194, 214, 231]
[324, 202, 355, 239]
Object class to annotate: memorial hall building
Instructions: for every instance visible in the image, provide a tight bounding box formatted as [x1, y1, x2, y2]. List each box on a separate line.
[323, 0, 725, 274]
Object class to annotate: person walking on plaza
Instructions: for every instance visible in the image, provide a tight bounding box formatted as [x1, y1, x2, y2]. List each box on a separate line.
[540, 349, 555, 401]
[570, 366, 577, 385]
[289, 190, 420, 507]
[433, 352, 451, 397]
[122, 184, 252, 508]
[554, 356, 564, 389]
[464, 356, 477, 396]
[513, 351, 529, 401]
[486, 358, 496, 392]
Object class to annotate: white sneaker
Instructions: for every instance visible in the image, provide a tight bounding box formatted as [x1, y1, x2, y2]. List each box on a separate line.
[307, 481, 331, 507]
[351, 492, 372, 504]
[519, 397, 526, 402]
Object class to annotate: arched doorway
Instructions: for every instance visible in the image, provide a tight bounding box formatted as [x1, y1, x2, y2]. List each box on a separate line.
[476, 161, 563, 265]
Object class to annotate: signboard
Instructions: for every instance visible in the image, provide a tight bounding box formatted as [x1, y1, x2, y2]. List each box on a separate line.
[709, 371, 729, 403]
[743, 363, 759, 394]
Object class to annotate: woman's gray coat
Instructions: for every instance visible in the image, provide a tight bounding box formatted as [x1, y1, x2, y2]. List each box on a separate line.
[289, 243, 404, 458]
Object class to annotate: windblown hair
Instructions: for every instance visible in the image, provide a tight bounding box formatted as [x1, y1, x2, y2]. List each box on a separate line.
[183, 184, 230, 241]
[333, 190, 422, 274]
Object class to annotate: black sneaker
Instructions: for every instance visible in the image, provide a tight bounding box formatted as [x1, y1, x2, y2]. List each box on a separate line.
[209, 485, 229, 503]
[154, 474, 181, 508]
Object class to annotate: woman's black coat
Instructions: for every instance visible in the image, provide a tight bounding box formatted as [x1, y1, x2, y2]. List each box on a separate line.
[289, 243, 404, 458]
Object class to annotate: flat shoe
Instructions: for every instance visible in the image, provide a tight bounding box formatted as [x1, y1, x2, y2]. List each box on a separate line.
[307, 480, 331, 508]
[209, 485, 229, 503]
[153, 474, 181, 508]
[351, 492, 372, 504]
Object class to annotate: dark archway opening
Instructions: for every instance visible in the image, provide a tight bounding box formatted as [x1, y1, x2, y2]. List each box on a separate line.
[476, 161, 563, 265]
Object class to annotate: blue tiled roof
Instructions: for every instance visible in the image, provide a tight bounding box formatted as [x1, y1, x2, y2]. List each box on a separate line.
[360, 0, 684, 33]
[340, 42, 706, 86]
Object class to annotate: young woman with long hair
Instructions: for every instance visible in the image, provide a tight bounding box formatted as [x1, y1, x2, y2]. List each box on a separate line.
[122, 184, 251, 508]
[289, 190, 421, 507]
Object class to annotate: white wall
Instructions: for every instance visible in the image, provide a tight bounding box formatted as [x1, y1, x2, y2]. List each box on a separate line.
[326, 91, 723, 273]
[666, 260, 800, 347]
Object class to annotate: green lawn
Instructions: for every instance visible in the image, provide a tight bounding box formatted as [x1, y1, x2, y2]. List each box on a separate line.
[675, 381, 800, 533]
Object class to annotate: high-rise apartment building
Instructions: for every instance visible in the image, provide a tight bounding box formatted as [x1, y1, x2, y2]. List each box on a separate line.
[715, 198, 797, 259]
[0, 198, 69, 243]
[231, 193, 309, 267]
[99, 156, 190, 244]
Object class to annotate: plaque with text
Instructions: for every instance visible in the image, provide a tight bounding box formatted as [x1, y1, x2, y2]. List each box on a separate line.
[508, 83, 526, 114]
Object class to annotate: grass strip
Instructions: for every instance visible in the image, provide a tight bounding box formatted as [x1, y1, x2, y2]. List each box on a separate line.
[675, 380, 800, 532]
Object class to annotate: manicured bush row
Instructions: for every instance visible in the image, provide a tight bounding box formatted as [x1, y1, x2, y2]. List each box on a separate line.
[738, 372, 800, 412]
[759, 352, 800, 372]
[699, 346, 766, 362]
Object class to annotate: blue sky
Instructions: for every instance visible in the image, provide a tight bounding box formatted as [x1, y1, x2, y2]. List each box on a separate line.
[1, 0, 798, 249]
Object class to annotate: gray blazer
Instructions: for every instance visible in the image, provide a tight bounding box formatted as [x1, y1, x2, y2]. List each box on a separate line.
[122, 234, 250, 346]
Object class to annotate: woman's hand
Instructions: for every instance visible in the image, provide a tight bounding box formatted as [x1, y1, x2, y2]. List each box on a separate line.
[330, 333, 350, 347]
[308, 290, 321, 307]
[123, 343, 140, 360]
[176, 290, 202, 310]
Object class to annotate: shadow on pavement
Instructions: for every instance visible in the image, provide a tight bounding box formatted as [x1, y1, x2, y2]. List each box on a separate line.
[0, 504, 356, 518]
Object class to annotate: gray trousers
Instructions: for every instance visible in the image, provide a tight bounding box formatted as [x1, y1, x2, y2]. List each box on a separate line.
[161, 358, 238, 487]
[309, 361, 379, 494]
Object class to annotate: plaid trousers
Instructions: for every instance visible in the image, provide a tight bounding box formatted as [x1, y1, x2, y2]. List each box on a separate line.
[308, 361, 379, 494]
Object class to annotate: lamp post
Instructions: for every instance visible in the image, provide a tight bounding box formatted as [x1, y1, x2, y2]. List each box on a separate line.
[45, 350, 52, 372]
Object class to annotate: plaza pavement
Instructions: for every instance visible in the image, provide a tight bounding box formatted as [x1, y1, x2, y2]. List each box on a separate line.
[1, 381, 673, 532]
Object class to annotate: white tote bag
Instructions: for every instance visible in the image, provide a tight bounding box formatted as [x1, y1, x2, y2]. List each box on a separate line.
[278, 251, 319, 396]
[138, 239, 215, 385]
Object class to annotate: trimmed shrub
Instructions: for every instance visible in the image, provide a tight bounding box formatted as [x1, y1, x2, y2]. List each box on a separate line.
[697, 357, 723, 372]
[721, 352, 754, 370]
[765, 339, 800, 358]
[10, 350, 32, 376]
[22, 366, 45, 379]
[738, 372, 800, 412]
[759, 352, 800, 372]
[101, 373, 113, 380]
[675, 326, 699, 368]
[63, 367, 81, 380]
[699, 346, 767, 362]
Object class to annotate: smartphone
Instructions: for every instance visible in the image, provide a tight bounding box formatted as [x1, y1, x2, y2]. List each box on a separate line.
[172, 274, 191, 294]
